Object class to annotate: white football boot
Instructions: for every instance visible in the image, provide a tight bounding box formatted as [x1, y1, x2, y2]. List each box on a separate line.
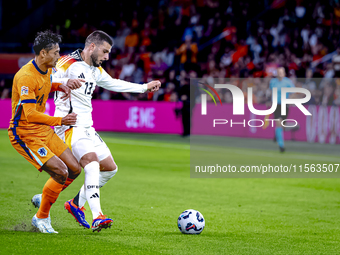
[32, 214, 58, 234]
[31, 194, 51, 224]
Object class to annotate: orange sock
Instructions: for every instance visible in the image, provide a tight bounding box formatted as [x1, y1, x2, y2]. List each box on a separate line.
[61, 178, 75, 191]
[36, 177, 64, 219]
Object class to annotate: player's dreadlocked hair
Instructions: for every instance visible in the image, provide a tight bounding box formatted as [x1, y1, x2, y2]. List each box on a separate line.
[33, 30, 62, 55]
[85, 30, 113, 47]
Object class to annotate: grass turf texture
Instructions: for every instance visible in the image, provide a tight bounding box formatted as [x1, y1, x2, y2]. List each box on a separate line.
[0, 129, 339, 254]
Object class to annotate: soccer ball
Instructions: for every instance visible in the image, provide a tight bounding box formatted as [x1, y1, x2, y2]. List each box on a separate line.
[177, 209, 205, 234]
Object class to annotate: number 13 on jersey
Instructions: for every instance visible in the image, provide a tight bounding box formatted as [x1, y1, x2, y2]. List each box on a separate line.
[84, 82, 94, 95]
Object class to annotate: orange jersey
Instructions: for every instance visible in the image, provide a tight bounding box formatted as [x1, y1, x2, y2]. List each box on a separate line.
[9, 59, 62, 135]
[8, 59, 67, 170]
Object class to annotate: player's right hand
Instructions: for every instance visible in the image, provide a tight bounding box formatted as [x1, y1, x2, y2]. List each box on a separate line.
[61, 113, 77, 125]
[146, 80, 161, 92]
[67, 79, 85, 90]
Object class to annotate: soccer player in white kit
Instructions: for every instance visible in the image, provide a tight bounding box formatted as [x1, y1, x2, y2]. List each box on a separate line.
[52, 30, 161, 232]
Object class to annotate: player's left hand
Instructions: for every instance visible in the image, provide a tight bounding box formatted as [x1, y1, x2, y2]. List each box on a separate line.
[59, 84, 72, 101]
[67, 78, 85, 90]
[146, 80, 161, 92]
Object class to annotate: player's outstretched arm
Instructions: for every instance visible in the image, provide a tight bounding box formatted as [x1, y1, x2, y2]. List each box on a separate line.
[97, 68, 160, 93]
[146, 80, 161, 92]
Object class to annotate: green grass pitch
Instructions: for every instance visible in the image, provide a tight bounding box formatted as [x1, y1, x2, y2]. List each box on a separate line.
[0, 129, 339, 254]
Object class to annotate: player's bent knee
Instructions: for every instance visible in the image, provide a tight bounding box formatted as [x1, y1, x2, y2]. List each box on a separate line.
[79, 152, 99, 168]
[56, 161, 69, 182]
[75, 165, 82, 175]
[105, 164, 117, 172]
[104, 162, 117, 171]
[58, 148, 81, 176]
[50, 162, 69, 184]
[100, 156, 117, 171]
[69, 161, 82, 176]
[57, 169, 69, 183]
[98, 166, 118, 188]
[42, 155, 69, 183]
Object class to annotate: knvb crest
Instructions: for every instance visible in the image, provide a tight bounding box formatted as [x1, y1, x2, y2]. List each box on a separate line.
[37, 147, 47, 157]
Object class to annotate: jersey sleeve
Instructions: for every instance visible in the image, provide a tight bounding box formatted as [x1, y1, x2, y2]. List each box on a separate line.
[51, 82, 62, 93]
[23, 103, 62, 126]
[17, 75, 37, 102]
[97, 67, 147, 93]
[17, 75, 62, 126]
[52, 68, 69, 88]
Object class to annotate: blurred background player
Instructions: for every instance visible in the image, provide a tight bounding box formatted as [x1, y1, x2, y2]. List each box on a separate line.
[269, 67, 295, 152]
[52, 30, 161, 232]
[7, 30, 83, 233]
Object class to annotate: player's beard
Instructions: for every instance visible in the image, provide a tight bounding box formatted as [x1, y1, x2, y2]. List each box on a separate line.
[90, 53, 101, 67]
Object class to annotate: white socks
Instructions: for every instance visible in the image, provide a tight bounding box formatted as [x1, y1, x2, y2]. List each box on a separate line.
[99, 168, 117, 188]
[84, 161, 101, 219]
[77, 167, 118, 219]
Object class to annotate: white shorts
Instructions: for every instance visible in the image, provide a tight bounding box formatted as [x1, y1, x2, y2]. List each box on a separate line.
[55, 126, 111, 162]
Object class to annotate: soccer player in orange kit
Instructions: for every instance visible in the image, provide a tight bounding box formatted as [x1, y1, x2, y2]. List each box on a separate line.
[8, 30, 84, 233]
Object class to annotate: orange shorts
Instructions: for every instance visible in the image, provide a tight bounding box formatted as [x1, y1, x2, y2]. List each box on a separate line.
[8, 128, 68, 172]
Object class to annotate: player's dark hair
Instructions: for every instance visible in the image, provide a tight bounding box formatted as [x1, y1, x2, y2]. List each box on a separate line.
[85, 30, 113, 47]
[33, 30, 62, 55]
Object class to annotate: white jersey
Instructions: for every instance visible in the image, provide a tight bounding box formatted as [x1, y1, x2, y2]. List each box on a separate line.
[53, 49, 147, 128]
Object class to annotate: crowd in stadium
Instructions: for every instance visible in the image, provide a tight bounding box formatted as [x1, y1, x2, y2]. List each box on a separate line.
[1, 0, 340, 106]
